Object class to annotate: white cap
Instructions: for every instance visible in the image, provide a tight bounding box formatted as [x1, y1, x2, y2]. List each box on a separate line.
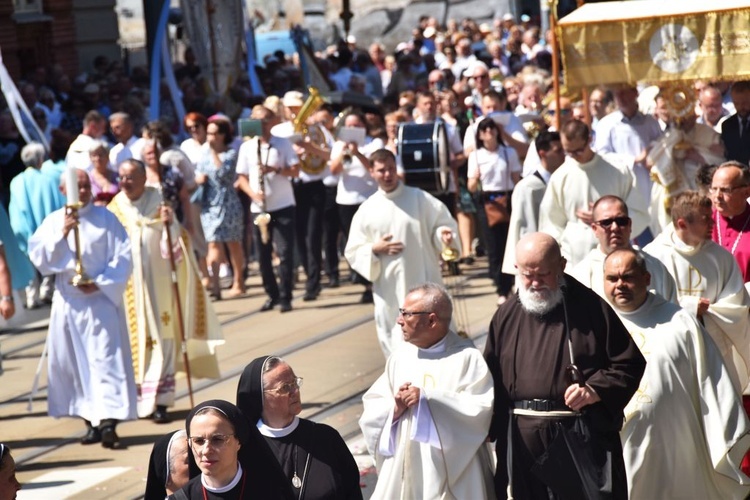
[423, 26, 436, 38]
[502, 13, 515, 21]
[346, 35, 357, 45]
[282, 90, 304, 107]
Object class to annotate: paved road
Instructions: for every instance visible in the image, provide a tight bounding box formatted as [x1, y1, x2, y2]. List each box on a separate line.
[0, 260, 498, 499]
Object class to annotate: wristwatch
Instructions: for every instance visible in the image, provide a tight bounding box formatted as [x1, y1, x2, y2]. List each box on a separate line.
[0, 296, 13, 302]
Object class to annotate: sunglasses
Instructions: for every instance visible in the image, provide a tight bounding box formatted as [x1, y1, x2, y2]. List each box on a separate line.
[594, 216, 630, 228]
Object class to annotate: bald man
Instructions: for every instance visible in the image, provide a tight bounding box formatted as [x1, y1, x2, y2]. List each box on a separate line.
[484, 232, 645, 499]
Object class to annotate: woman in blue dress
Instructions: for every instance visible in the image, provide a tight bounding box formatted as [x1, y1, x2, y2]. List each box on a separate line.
[195, 117, 245, 300]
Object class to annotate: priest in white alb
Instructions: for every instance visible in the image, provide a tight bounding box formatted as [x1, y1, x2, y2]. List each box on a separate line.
[501, 130, 565, 275]
[570, 195, 677, 303]
[108, 159, 223, 423]
[539, 120, 649, 268]
[345, 149, 459, 357]
[360, 283, 495, 499]
[644, 191, 750, 393]
[28, 168, 136, 448]
[603, 248, 750, 499]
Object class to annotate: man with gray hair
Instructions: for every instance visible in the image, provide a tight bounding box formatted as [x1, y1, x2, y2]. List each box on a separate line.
[360, 282, 495, 499]
[484, 232, 645, 498]
[9, 142, 65, 308]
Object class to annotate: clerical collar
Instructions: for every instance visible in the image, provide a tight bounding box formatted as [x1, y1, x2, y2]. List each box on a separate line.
[618, 292, 655, 319]
[201, 462, 243, 493]
[418, 334, 448, 353]
[670, 228, 704, 255]
[257, 416, 300, 437]
[382, 181, 404, 199]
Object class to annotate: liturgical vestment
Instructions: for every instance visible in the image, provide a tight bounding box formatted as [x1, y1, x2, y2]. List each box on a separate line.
[616, 293, 750, 499]
[539, 153, 649, 268]
[109, 187, 223, 417]
[345, 182, 459, 357]
[360, 331, 495, 499]
[644, 223, 750, 394]
[28, 203, 137, 426]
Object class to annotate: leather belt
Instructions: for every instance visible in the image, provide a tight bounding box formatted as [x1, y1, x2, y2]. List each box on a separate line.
[513, 399, 568, 412]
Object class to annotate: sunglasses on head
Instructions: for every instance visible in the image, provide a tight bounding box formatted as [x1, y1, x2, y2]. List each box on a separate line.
[594, 216, 630, 228]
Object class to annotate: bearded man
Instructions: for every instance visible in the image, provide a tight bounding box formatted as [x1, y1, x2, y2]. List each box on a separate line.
[484, 232, 645, 499]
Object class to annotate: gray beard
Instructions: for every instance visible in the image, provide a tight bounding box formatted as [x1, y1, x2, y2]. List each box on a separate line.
[517, 275, 565, 316]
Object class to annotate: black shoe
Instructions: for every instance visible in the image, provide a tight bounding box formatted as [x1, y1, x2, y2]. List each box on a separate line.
[360, 290, 374, 304]
[261, 298, 279, 311]
[328, 276, 340, 288]
[101, 426, 123, 449]
[81, 426, 101, 445]
[279, 301, 292, 313]
[152, 407, 171, 424]
[303, 286, 321, 301]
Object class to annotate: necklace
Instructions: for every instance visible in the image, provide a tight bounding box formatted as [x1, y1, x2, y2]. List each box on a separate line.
[716, 210, 750, 255]
[291, 444, 311, 496]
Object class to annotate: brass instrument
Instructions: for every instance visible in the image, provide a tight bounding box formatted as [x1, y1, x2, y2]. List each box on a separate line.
[254, 138, 271, 244]
[68, 203, 94, 287]
[293, 86, 326, 174]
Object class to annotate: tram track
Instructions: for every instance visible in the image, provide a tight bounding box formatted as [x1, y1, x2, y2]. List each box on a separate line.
[8, 269, 486, 478]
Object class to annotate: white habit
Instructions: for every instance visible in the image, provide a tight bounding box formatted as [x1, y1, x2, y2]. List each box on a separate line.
[344, 182, 459, 357]
[570, 246, 678, 304]
[539, 153, 649, 268]
[28, 203, 137, 426]
[644, 224, 750, 393]
[616, 293, 750, 499]
[360, 331, 495, 499]
[502, 169, 548, 275]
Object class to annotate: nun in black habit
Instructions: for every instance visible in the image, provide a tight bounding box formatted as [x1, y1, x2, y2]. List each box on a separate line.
[170, 399, 294, 500]
[237, 356, 363, 500]
[144, 429, 194, 499]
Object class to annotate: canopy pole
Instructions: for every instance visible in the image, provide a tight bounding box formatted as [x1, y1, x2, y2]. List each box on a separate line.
[550, 0, 561, 131]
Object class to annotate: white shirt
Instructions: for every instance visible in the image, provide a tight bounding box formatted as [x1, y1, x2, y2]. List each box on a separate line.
[467, 146, 521, 192]
[236, 136, 299, 213]
[333, 137, 383, 205]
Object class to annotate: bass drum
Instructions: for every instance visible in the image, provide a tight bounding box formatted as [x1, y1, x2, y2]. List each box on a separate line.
[397, 122, 450, 194]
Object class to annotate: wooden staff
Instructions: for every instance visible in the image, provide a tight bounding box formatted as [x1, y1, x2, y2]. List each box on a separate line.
[159, 181, 195, 408]
[551, 0, 562, 132]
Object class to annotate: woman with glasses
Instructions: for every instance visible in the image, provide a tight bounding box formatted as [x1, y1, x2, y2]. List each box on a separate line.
[195, 117, 246, 300]
[237, 356, 362, 500]
[181, 112, 209, 166]
[468, 117, 522, 305]
[87, 140, 119, 205]
[175, 399, 293, 499]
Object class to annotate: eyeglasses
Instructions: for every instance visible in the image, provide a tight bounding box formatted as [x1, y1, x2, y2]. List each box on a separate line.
[189, 434, 234, 449]
[594, 216, 631, 229]
[709, 185, 747, 196]
[474, 73, 490, 80]
[264, 377, 303, 395]
[398, 308, 432, 319]
[118, 174, 138, 182]
[186, 124, 201, 132]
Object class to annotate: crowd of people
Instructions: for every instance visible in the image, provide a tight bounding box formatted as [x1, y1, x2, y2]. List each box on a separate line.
[2, 8, 750, 500]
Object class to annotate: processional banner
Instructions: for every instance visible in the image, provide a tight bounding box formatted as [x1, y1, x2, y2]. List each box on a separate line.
[557, 0, 750, 87]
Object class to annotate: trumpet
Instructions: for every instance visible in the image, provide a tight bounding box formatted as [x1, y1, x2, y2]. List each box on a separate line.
[254, 138, 271, 244]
